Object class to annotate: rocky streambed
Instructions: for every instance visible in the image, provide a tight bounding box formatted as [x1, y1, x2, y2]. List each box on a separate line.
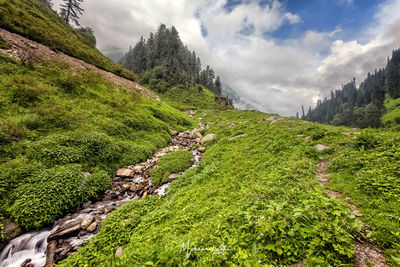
[0, 129, 211, 267]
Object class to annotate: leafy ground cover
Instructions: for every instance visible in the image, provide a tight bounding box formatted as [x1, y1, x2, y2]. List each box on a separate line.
[60, 111, 370, 266]
[150, 150, 193, 187]
[0, 0, 136, 80]
[158, 85, 227, 111]
[327, 129, 400, 265]
[0, 53, 194, 233]
[382, 95, 400, 129]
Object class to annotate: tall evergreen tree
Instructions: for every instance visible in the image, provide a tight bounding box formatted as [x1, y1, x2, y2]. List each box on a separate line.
[303, 49, 400, 128]
[386, 49, 400, 98]
[60, 0, 84, 26]
[215, 76, 222, 95]
[120, 24, 224, 96]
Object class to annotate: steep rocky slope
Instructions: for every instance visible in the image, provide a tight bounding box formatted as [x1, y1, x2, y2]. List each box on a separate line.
[0, 29, 157, 100]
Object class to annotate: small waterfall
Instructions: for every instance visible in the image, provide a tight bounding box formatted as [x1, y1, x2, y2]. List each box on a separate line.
[0, 227, 55, 267]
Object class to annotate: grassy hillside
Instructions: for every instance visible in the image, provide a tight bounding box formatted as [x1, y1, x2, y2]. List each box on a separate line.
[157, 85, 229, 111]
[138, 67, 230, 111]
[0, 0, 136, 80]
[382, 95, 400, 129]
[0, 53, 194, 233]
[59, 111, 399, 266]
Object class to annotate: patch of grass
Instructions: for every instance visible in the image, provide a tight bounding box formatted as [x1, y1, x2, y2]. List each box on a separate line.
[61, 111, 362, 266]
[328, 129, 400, 264]
[150, 150, 193, 187]
[156, 84, 229, 111]
[0, 36, 10, 49]
[382, 95, 400, 129]
[0, 0, 136, 80]
[0, 57, 194, 231]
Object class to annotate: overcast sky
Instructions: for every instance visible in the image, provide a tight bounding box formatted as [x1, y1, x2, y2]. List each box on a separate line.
[53, 0, 400, 116]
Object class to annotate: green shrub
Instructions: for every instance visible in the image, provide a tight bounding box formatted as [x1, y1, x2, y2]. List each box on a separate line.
[149, 79, 168, 93]
[10, 165, 86, 229]
[353, 130, 381, 150]
[150, 150, 193, 186]
[0, 118, 29, 143]
[158, 85, 229, 111]
[74, 27, 96, 48]
[83, 171, 111, 198]
[6, 74, 54, 105]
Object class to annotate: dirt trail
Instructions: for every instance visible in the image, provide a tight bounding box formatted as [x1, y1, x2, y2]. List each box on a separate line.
[0, 28, 158, 101]
[316, 159, 389, 267]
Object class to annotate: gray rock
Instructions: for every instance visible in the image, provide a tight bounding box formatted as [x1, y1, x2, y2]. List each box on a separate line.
[82, 172, 91, 177]
[201, 134, 217, 144]
[190, 129, 203, 139]
[116, 247, 123, 257]
[263, 116, 283, 124]
[228, 134, 246, 141]
[48, 223, 81, 241]
[168, 173, 181, 181]
[315, 144, 329, 151]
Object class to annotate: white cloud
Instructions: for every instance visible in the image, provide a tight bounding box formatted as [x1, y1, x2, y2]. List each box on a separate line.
[52, 0, 400, 116]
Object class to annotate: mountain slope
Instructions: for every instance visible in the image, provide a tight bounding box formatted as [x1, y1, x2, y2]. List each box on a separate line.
[60, 112, 400, 266]
[0, 1, 399, 266]
[303, 49, 400, 129]
[0, 34, 194, 240]
[0, 28, 156, 100]
[0, 0, 135, 80]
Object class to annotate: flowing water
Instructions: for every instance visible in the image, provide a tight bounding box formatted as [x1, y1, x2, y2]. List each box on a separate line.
[0, 229, 54, 267]
[0, 132, 202, 267]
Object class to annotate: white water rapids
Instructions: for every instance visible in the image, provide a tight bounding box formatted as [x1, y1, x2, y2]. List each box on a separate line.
[0, 228, 54, 267]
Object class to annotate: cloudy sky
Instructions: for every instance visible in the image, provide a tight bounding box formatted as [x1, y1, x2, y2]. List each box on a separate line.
[53, 0, 400, 116]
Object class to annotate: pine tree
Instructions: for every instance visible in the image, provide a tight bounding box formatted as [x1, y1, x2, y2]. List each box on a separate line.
[60, 0, 84, 26]
[386, 49, 400, 99]
[215, 76, 222, 96]
[120, 24, 224, 96]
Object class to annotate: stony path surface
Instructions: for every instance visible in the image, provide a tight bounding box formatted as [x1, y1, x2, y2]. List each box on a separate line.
[316, 158, 389, 267]
[0, 29, 158, 101]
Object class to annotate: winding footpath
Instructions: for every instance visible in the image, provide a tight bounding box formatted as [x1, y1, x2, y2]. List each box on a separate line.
[0, 129, 207, 267]
[316, 158, 389, 267]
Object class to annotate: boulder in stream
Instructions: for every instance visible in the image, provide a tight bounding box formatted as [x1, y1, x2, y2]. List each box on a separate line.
[201, 134, 217, 144]
[48, 223, 81, 241]
[116, 168, 134, 178]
